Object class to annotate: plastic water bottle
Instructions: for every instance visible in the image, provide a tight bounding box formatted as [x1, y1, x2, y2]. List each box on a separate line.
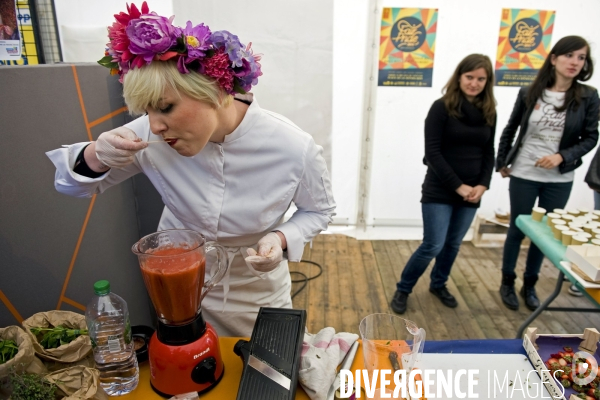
[85, 280, 139, 395]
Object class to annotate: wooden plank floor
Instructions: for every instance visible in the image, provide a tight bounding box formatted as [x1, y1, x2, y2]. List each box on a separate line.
[289, 234, 600, 339]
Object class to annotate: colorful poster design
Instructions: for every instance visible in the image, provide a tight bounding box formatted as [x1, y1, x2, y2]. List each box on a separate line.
[495, 8, 555, 87]
[378, 8, 437, 87]
[0, 0, 21, 61]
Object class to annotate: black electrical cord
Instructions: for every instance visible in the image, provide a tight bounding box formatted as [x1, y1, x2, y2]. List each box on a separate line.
[290, 259, 322, 299]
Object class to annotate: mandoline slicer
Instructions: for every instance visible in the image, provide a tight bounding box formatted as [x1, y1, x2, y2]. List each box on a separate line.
[233, 307, 306, 400]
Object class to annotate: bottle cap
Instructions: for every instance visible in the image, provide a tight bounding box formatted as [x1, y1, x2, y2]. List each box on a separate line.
[93, 280, 110, 295]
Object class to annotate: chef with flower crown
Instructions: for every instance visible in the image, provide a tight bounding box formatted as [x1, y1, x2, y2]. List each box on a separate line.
[46, 2, 335, 337]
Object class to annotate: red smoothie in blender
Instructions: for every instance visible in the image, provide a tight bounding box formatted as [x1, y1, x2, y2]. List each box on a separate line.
[139, 247, 205, 325]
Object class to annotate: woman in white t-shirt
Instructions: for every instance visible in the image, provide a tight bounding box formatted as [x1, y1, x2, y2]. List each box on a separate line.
[496, 36, 599, 311]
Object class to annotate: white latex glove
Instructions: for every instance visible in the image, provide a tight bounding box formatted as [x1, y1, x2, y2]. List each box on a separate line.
[95, 126, 147, 168]
[245, 232, 283, 272]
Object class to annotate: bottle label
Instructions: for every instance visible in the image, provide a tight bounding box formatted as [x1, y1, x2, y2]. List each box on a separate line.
[107, 335, 121, 353]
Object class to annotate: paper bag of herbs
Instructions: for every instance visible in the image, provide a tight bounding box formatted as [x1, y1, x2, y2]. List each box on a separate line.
[0, 326, 46, 378]
[46, 365, 108, 400]
[22, 311, 94, 371]
[0, 326, 46, 398]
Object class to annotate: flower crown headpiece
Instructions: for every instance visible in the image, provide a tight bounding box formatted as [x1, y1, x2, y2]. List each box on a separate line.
[98, 2, 262, 95]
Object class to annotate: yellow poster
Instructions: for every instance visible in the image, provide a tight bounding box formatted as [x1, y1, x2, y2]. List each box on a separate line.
[495, 8, 555, 86]
[378, 8, 437, 87]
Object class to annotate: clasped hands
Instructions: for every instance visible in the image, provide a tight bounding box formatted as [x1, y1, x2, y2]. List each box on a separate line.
[455, 184, 487, 203]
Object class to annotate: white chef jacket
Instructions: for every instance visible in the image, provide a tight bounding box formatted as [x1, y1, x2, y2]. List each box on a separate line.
[46, 95, 336, 337]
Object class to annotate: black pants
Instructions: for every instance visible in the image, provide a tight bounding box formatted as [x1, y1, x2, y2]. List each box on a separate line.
[501, 176, 572, 283]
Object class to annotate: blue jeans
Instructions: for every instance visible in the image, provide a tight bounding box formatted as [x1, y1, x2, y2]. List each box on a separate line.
[396, 203, 477, 294]
[502, 176, 572, 282]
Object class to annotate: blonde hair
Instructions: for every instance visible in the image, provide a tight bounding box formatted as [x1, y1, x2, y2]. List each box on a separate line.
[123, 60, 233, 115]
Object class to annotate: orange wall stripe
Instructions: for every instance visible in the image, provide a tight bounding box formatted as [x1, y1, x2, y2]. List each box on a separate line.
[57, 195, 97, 310]
[89, 106, 128, 129]
[61, 296, 87, 312]
[0, 290, 24, 323]
[71, 65, 93, 141]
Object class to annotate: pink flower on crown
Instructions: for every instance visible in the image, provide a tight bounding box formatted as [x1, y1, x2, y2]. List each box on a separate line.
[201, 49, 234, 93]
[126, 14, 178, 63]
[106, 1, 150, 76]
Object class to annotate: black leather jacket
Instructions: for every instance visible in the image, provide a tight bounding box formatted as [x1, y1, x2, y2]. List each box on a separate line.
[496, 84, 599, 174]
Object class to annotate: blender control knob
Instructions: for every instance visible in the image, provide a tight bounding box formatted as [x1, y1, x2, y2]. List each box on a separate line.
[191, 356, 217, 384]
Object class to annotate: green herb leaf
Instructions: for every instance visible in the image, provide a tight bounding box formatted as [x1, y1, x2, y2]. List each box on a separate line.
[97, 55, 118, 69]
[9, 366, 58, 400]
[30, 325, 88, 349]
[0, 339, 19, 364]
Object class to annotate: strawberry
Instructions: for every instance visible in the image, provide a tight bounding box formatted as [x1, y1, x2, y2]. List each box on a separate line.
[564, 346, 573, 352]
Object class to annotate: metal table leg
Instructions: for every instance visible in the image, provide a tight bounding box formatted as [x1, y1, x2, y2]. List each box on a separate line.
[515, 271, 564, 339]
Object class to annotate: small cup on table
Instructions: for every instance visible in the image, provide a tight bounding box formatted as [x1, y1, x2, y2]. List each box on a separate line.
[591, 239, 600, 246]
[572, 235, 590, 245]
[546, 213, 560, 226]
[551, 219, 566, 231]
[553, 208, 568, 216]
[584, 224, 596, 234]
[531, 207, 546, 222]
[561, 230, 577, 246]
[554, 225, 569, 240]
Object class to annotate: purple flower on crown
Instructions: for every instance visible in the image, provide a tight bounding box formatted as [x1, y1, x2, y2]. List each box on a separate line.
[176, 21, 212, 74]
[233, 43, 262, 93]
[211, 30, 245, 68]
[126, 13, 178, 63]
[182, 21, 211, 58]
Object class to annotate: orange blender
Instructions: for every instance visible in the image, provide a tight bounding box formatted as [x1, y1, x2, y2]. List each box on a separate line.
[132, 229, 229, 396]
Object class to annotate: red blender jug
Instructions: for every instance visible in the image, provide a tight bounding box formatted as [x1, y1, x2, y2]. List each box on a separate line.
[132, 229, 229, 396]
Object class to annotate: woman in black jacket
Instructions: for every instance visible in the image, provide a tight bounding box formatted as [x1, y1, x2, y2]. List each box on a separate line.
[497, 36, 599, 311]
[391, 54, 496, 314]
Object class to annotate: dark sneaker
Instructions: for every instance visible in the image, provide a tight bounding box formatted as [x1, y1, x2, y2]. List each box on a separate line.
[429, 286, 458, 308]
[568, 284, 583, 297]
[520, 285, 540, 311]
[391, 290, 409, 314]
[500, 284, 519, 310]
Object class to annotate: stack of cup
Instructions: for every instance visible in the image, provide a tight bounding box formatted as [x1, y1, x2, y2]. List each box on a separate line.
[531, 207, 546, 222]
[536, 207, 600, 245]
